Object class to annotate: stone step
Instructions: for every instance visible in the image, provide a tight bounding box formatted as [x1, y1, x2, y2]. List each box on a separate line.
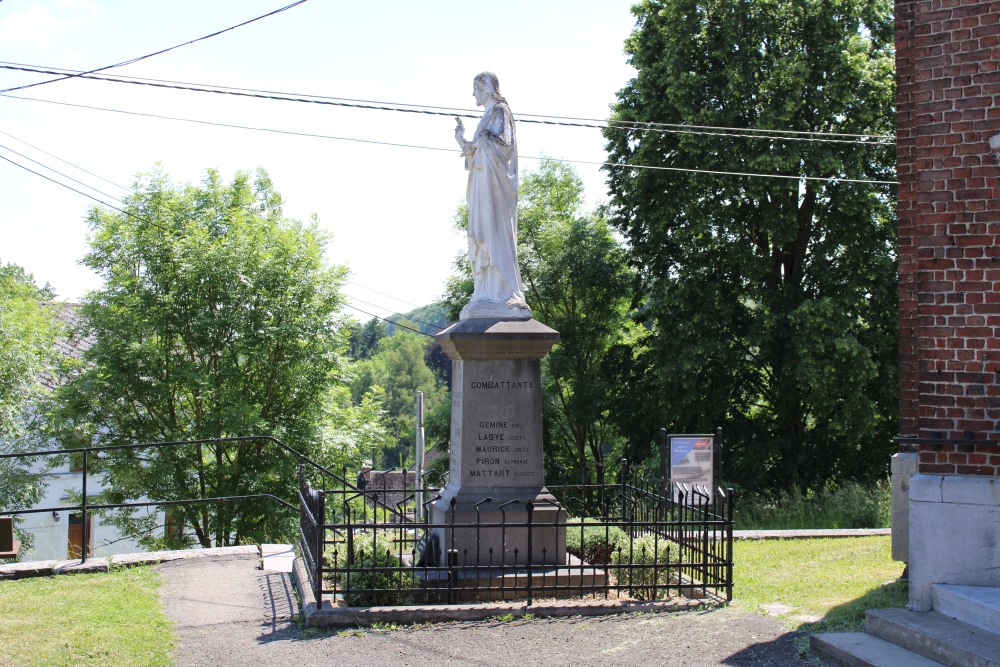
[865, 608, 1000, 667]
[810, 632, 944, 667]
[932, 584, 1000, 635]
[260, 543, 295, 573]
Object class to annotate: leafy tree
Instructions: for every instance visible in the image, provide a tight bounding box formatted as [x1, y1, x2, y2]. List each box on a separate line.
[0, 263, 59, 535]
[444, 161, 637, 495]
[345, 318, 388, 361]
[51, 167, 348, 547]
[348, 327, 447, 469]
[602, 0, 897, 490]
[318, 384, 395, 474]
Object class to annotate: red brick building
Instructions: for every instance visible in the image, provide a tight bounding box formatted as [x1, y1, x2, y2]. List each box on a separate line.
[895, 0, 1000, 611]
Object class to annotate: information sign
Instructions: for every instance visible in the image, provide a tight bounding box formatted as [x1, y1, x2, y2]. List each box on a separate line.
[669, 434, 714, 504]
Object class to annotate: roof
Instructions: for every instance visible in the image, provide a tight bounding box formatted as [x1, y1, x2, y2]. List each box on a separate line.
[39, 303, 94, 391]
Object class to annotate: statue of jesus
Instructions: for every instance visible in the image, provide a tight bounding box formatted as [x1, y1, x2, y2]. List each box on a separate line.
[454, 72, 530, 320]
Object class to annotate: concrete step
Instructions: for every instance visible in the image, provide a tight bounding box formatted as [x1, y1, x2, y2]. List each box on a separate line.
[810, 632, 944, 667]
[260, 543, 295, 573]
[865, 608, 1000, 667]
[932, 584, 1000, 635]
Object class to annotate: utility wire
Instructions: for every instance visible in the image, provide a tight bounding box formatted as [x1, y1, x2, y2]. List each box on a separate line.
[0, 129, 130, 191]
[0, 62, 893, 145]
[0, 143, 447, 325]
[1, 93, 896, 185]
[345, 280, 451, 318]
[343, 292, 445, 333]
[0, 142, 123, 201]
[0, 1, 310, 94]
[342, 304, 433, 338]
[0, 152, 154, 228]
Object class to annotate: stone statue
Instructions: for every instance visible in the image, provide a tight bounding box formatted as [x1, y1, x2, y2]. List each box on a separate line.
[454, 72, 530, 319]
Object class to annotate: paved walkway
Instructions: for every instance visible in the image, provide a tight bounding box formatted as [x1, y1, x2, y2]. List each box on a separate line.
[155, 552, 813, 667]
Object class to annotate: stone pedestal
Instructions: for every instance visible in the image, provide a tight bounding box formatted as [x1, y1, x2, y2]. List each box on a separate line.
[430, 318, 565, 566]
[908, 474, 1000, 611]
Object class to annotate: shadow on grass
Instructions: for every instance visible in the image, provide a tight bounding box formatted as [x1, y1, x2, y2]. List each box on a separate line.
[721, 578, 909, 665]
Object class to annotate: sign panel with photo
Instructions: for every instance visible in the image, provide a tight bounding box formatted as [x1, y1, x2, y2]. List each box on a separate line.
[669, 434, 714, 504]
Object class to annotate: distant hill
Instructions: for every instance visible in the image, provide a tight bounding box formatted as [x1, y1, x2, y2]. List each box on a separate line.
[385, 302, 450, 336]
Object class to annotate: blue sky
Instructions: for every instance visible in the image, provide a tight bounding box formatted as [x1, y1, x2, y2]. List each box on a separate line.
[0, 0, 637, 319]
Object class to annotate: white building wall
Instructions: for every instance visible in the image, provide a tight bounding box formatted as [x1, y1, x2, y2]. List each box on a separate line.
[16, 459, 163, 561]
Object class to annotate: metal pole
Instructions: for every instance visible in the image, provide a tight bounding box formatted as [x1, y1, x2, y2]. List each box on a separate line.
[415, 391, 425, 521]
[81, 448, 89, 563]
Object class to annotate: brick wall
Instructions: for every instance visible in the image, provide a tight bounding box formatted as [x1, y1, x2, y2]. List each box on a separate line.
[896, 0, 1000, 476]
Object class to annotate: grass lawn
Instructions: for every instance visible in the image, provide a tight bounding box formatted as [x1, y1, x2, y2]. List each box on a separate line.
[733, 535, 908, 632]
[0, 566, 174, 667]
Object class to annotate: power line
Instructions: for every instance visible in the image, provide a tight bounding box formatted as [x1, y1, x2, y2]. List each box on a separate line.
[0, 62, 893, 145]
[0, 143, 448, 325]
[1, 93, 896, 185]
[0, 142, 124, 201]
[0, 129, 130, 192]
[0, 1, 310, 94]
[345, 280, 450, 317]
[342, 292, 445, 333]
[341, 304, 433, 338]
[0, 152, 146, 226]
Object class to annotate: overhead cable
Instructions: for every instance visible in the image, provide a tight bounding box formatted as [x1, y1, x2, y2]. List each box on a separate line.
[341, 304, 433, 338]
[0, 62, 894, 145]
[0, 1, 310, 94]
[342, 292, 445, 333]
[0, 129, 131, 191]
[1, 93, 897, 185]
[0, 142, 124, 201]
[0, 145, 447, 325]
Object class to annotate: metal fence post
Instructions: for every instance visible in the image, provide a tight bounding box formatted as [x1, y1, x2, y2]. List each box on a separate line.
[81, 447, 89, 563]
[658, 428, 668, 520]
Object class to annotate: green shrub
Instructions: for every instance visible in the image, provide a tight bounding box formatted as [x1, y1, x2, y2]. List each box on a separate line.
[341, 548, 415, 607]
[326, 529, 416, 606]
[565, 518, 629, 564]
[611, 534, 673, 601]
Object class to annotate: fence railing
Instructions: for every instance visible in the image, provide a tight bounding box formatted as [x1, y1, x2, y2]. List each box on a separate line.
[0, 436, 350, 562]
[298, 464, 734, 608]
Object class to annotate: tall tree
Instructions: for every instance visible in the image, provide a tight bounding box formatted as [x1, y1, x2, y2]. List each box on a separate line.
[52, 167, 348, 547]
[0, 263, 59, 528]
[603, 0, 897, 490]
[349, 327, 447, 469]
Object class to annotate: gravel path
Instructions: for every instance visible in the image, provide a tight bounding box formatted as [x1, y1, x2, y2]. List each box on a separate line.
[157, 553, 814, 667]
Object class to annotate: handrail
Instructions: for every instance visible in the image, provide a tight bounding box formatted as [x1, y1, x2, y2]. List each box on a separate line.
[0, 435, 352, 488]
[0, 435, 349, 563]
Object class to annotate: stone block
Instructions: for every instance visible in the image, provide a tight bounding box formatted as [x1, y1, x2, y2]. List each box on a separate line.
[891, 452, 918, 564]
[908, 474, 1000, 611]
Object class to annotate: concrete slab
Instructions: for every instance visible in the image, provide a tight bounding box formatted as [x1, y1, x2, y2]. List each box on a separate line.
[932, 584, 1000, 635]
[291, 556, 710, 628]
[260, 543, 295, 573]
[0, 545, 258, 580]
[810, 632, 944, 667]
[865, 607, 1000, 666]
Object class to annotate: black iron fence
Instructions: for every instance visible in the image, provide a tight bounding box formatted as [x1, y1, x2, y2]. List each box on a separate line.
[298, 462, 734, 608]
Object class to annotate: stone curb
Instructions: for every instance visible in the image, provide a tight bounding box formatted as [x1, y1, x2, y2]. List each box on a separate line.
[732, 528, 891, 540]
[291, 556, 716, 628]
[0, 545, 258, 580]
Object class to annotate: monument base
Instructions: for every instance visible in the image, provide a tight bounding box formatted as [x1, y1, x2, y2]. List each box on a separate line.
[433, 317, 564, 568]
[430, 484, 567, 567]
[415, 554, 607, 603]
